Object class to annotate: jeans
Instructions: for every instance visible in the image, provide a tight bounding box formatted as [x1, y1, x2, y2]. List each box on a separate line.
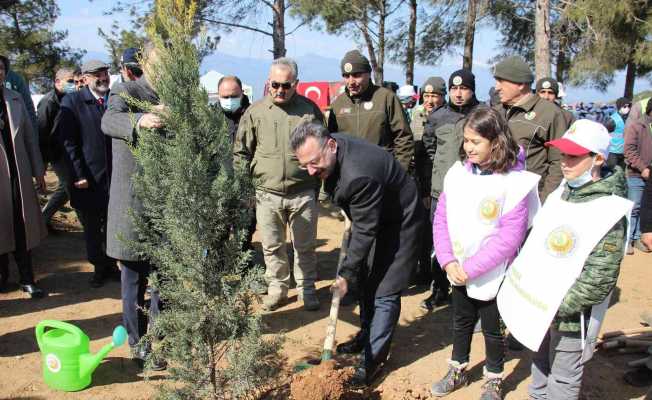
[451, 286, 504, 373]
[359, 290, 401, 369]
[121, 260, 160, 348]
[528, 327, 583, 400]
[42, 158, 72, 223]
[255, 189, 318, 297]
[627, 176, 645, 241]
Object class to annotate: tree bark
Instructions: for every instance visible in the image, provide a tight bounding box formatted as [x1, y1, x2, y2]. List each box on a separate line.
[360, 10, 381, 84]
[377, 0, 386, 85]
[271, 0, 286, 58]
[462, 0, 477, 70]
[555, 21, 568, 83]
[624, 56, 636, 99]
[405, 0, 417, 84]
[534, 0, 551, 80]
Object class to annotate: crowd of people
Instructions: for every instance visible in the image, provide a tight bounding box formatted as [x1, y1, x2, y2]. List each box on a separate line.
[1, 44, 651, 399]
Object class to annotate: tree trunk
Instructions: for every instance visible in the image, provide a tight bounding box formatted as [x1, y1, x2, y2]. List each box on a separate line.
[361, 10, 381, 84]
[462, 0, 477, 70]
[377, 1, 386, 85]
[405, 0, 417, 84]
[624, 57, 636, 99]
[534, 0, 551, 80]
[555, 21, 568, 83]
[271, 0, 286, 58]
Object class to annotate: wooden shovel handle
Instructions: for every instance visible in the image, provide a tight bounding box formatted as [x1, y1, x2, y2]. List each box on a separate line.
[322, 288, 341, 360]
[601, 327, 652, 340]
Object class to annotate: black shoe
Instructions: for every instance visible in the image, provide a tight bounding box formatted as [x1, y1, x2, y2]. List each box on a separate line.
[0, 264, 8, 291]
[20, 283, 45, 298]
[336, 331, 366, 354]
[349, 362, 382, 388]
[624, 367, 652, 387]
[420, 289, 450, 311]
[132, 346, 167, 371]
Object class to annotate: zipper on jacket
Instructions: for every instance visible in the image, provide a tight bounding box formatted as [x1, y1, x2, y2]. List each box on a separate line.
[277, 120, 286, 193]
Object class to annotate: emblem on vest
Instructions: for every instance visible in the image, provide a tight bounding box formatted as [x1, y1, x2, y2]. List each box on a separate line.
[478, 196, 502, 224]
[363, 101, 374, 110]
[545, 225, 578, 257]
[340, 107, 352, 114]
[524, 111, 536, 120]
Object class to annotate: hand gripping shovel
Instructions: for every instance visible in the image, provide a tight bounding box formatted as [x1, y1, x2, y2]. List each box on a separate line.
[294, 287, 342, 372]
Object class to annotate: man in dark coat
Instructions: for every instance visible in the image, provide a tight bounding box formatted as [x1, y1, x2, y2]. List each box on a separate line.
[101, 50, 166, 370]
[56, 60, 116, 288]
[216, 75, 251, 141]
[39, 67, 77, 225]
[290, 121, 423, 386]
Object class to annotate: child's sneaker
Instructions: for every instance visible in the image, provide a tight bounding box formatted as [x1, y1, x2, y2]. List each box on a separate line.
[479, 368, 503, 400]
[430, 360, 469, 397]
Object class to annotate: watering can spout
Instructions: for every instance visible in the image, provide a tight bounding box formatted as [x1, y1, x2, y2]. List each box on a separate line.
[79, 325, 128, 380]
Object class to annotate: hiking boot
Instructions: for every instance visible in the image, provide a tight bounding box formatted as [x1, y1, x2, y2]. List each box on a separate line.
[480, 369, 503, 400]
[336, 330, 367, 354]
[633, 240, 651, 253]
[262, 293, 287, 311]
[430, 360, 469, 397]
[299, 291, 320, 311]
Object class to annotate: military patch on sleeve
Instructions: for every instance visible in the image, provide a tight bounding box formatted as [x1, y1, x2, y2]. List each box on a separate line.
[524, 111, 536, 120]
[602, 242, 619, 253]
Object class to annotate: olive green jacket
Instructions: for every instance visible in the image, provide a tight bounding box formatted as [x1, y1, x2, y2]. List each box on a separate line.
[327, 85, 413, 171]
[495, 94, 569, 202]
[233, 94, 324, 196]
[554, 166, 628, 332]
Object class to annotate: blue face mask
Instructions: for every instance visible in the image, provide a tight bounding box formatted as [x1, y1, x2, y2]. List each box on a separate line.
[567, 157, 596, 188]
[63, 82, 76, 94]
[219, 97, 242, 113]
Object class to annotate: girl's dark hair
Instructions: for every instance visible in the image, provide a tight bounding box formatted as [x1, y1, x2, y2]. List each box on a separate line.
[459, 106, 519, 174]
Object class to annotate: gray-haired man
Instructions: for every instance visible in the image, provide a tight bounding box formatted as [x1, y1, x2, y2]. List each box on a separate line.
[234, 57, 325, 311]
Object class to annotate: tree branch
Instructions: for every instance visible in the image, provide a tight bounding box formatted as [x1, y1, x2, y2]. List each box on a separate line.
[200, 17, 272, 36]
[285, 19, 308, 36]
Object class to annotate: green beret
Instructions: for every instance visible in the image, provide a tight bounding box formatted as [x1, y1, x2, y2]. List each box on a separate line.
[493, 56, 534, 84]
[341, 50, 371, 75]
[422, 76, 446, 95]
[536, 77, 559, 96]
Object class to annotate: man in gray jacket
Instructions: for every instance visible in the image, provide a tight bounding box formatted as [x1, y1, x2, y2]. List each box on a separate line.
[101, 47, 166, 371]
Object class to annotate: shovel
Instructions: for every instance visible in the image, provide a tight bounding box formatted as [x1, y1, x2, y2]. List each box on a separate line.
[294, 287, 342, 372]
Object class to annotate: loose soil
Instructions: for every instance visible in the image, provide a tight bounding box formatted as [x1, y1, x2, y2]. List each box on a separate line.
[290, 360, 357, 400]
[1, 170, 651, 399]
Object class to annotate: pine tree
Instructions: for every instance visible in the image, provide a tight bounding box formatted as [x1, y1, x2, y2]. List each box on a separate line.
[127, 1, 281, 398]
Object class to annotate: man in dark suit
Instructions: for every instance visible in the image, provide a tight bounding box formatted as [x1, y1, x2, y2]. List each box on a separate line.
[290, 121, 423, 386]
[101, 49, 166, 370]
[56, 60, 117, 288]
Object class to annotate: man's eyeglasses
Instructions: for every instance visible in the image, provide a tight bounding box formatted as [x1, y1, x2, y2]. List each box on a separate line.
[270, 81, 293, 90]
[298, 141, 329, 170]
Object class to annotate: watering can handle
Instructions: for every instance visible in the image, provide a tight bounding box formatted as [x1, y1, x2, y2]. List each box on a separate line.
[35, 320, 83, 349]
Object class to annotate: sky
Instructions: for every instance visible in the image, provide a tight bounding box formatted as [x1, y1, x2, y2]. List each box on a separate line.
[54, 0, 651, 103]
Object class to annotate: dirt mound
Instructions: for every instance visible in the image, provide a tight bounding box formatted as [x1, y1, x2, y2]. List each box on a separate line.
[290, 359, 359, 400]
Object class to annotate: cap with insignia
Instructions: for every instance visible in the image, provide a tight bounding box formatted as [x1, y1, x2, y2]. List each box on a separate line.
[81, 59, 109, 74]
[448, 69, 475, 92]
[536, 77, 559, 97]
[422, 76, 446, 95]
[340, 50, 372, 75]
[493, 56, 534, 84]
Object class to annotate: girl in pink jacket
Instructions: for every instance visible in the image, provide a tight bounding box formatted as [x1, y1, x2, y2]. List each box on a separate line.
[430, 107, 540, 400]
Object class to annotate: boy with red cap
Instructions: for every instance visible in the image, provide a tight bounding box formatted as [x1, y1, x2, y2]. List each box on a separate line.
[497, 119, 632, 400]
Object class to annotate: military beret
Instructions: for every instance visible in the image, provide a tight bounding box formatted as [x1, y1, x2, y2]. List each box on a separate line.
[536, 77, 559, 96]
[422, 76, 446, 95]
[81, 59, 109, 74]
[493, 56, 534, 84]
[449, 69, 475, 92]
[341, 50, 372, 75]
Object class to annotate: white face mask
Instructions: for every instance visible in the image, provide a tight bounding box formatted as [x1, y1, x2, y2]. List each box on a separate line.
[619, 106, 630, 115]
[219, 96, 242, 113]
[567, 156, 596, 188]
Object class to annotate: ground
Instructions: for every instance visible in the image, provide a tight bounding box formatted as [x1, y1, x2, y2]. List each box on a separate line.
[1, 171, 651, 399]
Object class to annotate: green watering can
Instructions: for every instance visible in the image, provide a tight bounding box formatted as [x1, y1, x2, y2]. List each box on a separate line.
[35, 320, 127, 392]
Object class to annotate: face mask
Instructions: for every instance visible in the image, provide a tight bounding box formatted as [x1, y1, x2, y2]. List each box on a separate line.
[219, 96, 241, 113]
[63, 82, 76, 94]
[619, 106, 630, 115]
[567, 156, 596, 188]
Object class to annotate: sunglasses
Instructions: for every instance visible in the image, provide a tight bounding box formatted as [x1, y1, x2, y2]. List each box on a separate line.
[270, 81, 293, 90]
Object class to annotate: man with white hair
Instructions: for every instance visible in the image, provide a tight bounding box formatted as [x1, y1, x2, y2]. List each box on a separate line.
[234, 57, 324, 311]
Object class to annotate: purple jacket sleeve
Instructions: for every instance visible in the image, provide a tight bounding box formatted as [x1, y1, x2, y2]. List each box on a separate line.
[433, 193, 457, 269]
[461, 196, 529, 279]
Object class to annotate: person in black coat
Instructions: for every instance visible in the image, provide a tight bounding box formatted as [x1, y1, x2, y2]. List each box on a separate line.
[290, 121, 423, 386]
[55, 60, 117, 288]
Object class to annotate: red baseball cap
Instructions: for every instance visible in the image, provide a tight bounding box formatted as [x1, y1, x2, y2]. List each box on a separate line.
[545, 119, 610, 158]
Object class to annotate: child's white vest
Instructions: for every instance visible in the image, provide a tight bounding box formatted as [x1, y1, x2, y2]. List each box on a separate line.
[497, 183, 633, 355]
[443, 162, 541, 301]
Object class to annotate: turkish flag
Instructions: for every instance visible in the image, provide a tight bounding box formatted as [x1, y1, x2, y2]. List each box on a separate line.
[297, 82, 330, 111]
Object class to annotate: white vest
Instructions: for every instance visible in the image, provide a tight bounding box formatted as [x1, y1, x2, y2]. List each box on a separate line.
[443, 162, 541, 301]
[497, 183, 633, 354]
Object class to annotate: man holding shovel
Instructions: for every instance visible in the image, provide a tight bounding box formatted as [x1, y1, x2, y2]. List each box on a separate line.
[290, 121, 423, 387]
